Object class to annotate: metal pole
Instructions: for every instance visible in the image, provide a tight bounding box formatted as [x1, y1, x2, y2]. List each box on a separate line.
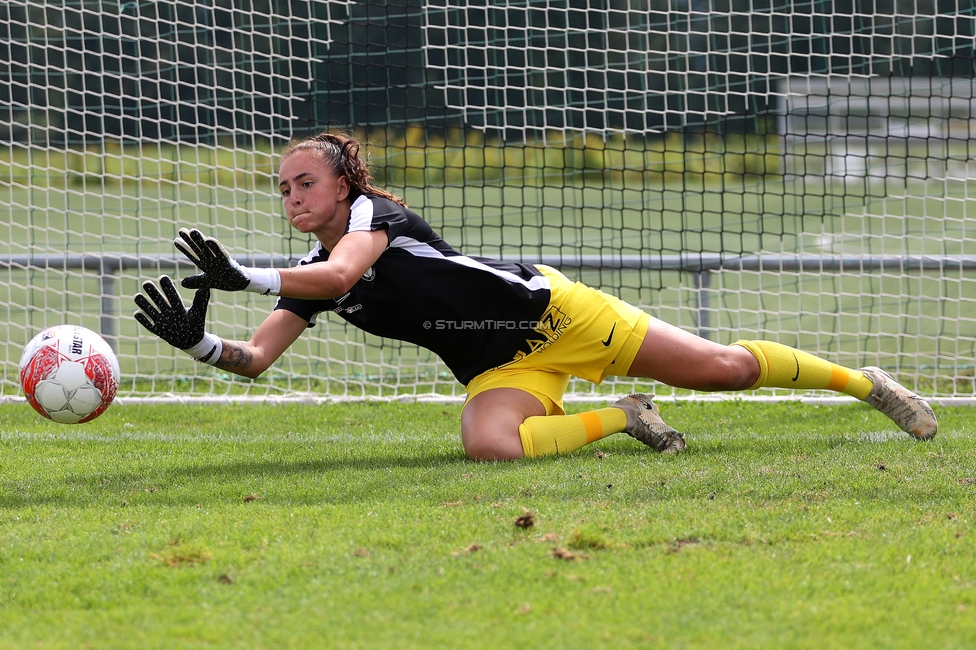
[694, 270, 712, 341]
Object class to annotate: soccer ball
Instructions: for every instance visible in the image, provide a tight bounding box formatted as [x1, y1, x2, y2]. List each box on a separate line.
[19, 325, 121, 424]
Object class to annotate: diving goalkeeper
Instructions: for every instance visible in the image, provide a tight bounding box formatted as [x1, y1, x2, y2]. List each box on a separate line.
[133, 132, 937, 461]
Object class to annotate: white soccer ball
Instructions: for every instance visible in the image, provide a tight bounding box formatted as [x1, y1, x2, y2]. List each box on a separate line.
[19, 325, 121, 424]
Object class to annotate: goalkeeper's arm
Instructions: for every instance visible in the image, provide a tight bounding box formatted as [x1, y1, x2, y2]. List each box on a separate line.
[134, 275, 307, 379]
[209, 309, 307, 378]
[175, 227, 388, 301]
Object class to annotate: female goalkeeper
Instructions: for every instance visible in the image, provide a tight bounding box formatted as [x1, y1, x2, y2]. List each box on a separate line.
[133, 132, 937, 461]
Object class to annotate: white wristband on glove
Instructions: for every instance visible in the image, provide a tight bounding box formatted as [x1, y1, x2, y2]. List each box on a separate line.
[244, 267, 282, 296]
[184, 332, 223, 365]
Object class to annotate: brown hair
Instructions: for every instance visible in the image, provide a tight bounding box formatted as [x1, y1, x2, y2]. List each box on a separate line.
[280, 132, 405, 206]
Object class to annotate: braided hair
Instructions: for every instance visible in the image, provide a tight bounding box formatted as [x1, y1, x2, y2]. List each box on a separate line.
[280, 132, 405, 206]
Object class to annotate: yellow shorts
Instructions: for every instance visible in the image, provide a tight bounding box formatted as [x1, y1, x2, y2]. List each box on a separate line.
[465, 266, 650, 416]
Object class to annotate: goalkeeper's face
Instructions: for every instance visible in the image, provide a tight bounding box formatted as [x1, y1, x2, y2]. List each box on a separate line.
[278, 151, 351, 238]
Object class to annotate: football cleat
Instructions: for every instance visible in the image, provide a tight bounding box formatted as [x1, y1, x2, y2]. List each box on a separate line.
[614, 393, 686, 454]
[859, 366, 937, 440]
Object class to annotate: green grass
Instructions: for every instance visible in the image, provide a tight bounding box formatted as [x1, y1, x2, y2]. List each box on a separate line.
[2, 400, 975, 648]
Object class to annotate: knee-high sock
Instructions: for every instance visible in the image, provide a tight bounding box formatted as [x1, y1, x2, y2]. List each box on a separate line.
[733, 340, 873, 400]
[518, 408, 628, 458]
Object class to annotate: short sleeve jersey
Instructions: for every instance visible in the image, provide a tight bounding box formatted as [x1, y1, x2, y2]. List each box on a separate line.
[274, 194, 552, 385]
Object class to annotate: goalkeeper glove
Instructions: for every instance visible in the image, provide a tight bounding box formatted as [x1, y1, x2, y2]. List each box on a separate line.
[133, 275, 223, 365]
[175, 227, 281, 296]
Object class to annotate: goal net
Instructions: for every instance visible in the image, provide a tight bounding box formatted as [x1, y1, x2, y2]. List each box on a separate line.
[2, 1, 974, 404]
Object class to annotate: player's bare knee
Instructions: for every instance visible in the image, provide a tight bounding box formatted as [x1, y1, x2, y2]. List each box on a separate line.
[703, 348, 760, 391]
[720, 345, 761, 390]
[461, 427, 521, 462]
[459, 426, 486, 460]
[460, 412, 523, 461]
[463, 442, 507, 463]
[460, 393, 532, 461]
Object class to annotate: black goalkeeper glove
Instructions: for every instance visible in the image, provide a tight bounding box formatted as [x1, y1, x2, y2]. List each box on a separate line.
[174, 227, 280, 295]
[133, 275, 222, 364]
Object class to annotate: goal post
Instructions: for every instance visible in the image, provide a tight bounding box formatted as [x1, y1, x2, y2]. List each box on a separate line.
[2, 1, 975, 404]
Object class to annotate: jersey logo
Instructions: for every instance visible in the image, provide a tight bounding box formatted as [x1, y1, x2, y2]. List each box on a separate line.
[536, 306, 570, 339]
[602, 323, 616, 347]
[493, 305, 572, 370]
[361, 267, 376, 281]
[333, 292, 363, 315]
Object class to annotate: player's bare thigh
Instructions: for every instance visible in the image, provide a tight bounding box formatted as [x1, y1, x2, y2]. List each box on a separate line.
[625, 316, 760, 391]
[460, 388, 546, 462]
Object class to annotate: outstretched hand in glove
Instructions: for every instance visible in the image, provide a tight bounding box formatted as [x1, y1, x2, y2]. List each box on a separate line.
[133, 275, 222, 364]
[174, 227, 281, 296]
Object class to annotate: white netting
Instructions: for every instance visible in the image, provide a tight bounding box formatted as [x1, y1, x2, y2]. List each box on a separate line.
[422, 1, 965, 139]
[2, 1, 974, 403]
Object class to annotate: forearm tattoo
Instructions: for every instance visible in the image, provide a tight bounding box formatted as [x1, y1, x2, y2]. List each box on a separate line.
[215, 341, 253, 372]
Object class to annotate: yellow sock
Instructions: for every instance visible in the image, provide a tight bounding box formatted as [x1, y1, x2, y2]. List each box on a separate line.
[518, 407, 628, 458]
[733, 340, 873, 399]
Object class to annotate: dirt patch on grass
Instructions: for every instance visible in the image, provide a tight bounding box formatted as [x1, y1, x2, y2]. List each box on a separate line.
[151, 540, 213, 568]
[514, 510, 535, 529]
[666, 537, 701, 554]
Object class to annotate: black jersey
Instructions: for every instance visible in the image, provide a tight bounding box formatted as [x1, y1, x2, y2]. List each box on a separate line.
[274, 195, 553, 384]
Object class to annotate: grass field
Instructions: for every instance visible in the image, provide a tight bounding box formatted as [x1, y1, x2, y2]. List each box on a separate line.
[2, 399, 975, 648]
